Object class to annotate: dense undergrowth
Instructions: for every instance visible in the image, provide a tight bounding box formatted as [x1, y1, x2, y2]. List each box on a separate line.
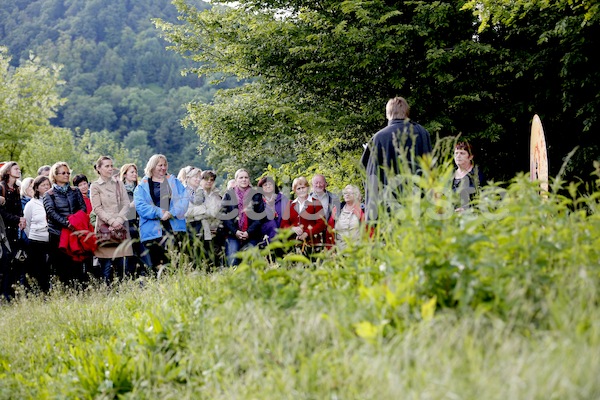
[1, 160, 599, 398]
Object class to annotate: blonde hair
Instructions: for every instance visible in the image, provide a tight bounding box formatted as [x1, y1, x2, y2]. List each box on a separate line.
[144, 154, 167, 178]
[234, 168, 250, 180]
[292, 176, 309, 192]
[49, 162, 71, 184]
[385, 97, 410, 120]
[20, 177, 34, 197]
[343, 184, 362, 202]
[178, 166, 202, 186]
[120, 163, 138, 183]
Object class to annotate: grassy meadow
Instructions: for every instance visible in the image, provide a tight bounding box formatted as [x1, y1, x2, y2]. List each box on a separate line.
[1, 167, 599, 399]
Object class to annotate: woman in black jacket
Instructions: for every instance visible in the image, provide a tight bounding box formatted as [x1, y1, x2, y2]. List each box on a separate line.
[221, 168, 265, 266]
[0, 161, 27, 296]
[43, 162, 88, 286]
[0, 161, 26, 250]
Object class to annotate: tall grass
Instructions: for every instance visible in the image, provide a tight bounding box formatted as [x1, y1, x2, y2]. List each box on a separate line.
[1, 152, 599, 398]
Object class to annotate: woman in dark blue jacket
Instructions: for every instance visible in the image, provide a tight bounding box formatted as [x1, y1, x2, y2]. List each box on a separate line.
[257, 176, 287, 244]
[43, 162, 88, 285]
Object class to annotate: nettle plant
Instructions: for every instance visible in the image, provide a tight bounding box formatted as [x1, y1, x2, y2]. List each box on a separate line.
[233, 141, 600, 338]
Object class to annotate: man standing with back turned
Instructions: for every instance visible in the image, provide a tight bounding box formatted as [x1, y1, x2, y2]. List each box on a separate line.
[360, 96, 432, 222]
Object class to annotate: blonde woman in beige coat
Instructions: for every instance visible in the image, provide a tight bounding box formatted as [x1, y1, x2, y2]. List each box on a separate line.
[90, 156, 133, 284]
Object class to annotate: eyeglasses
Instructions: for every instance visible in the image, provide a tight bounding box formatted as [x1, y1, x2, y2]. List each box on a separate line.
[58, 171, 71, 175]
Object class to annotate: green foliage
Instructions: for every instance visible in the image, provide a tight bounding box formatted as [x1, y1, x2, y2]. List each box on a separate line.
[2, 156, 599, 397]
[158, 0, 600, 183]
[0, 47, 66, 161]
[0, 0, 217, 172]
[20, 127, 137, 178]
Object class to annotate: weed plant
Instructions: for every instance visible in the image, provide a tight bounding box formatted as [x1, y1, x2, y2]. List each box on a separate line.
[1, 148, 599, 398]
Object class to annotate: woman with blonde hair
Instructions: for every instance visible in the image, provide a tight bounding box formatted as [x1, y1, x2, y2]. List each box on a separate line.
[334, 184, 365, 250]
[221, 168, 264, 266]
[43, 161, 88, 285]
[134, 154, 189, 270]
[120, 163, 150, 275]
[90, 156, 133, 284]
[280, 176, 327, 255]
[181, 167, 203, 235]
[20, 177, 35, 209]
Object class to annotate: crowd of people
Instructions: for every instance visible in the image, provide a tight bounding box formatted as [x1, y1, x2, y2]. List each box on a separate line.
[0, 97, 484, 301]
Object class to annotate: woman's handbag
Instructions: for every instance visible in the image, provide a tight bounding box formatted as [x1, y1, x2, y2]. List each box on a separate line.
[95, 182, 127, 245]
[96, 223, 127, 244]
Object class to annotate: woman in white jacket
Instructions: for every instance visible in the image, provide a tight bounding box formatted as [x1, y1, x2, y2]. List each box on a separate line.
[23, 175, 52, 292]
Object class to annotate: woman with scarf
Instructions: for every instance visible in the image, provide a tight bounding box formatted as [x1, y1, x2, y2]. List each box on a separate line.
[120, 163, 150, 276]
[43, 161, 88, 285]
[134, 154, 189, 271]
[221, 169, 265, 266]
[257, 176, 287, 245]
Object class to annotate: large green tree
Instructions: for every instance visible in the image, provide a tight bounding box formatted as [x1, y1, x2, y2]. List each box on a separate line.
[158, 0, 600, 183]
[0, 47, 66, 161]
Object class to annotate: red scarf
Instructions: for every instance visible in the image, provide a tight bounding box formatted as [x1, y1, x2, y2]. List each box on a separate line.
[235, 186, 251, 231]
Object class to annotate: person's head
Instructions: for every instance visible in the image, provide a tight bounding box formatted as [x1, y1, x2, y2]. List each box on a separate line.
[292, 176, 310, 199]
[0, 161, 20, 183]
[385, 97, 410, 120]
[49, 162, 71, 185]
[454, 141, 474, 168]
[94, 156, 114, 180]
[311, 174, 328, 195]
[72, 174, 89, 196]
[200, 170, 217, 191]
[37, 165, 51, 176]
[234, 168, 251, 189]
[227, 179, 237, 190]
[20, 177, 35, 198]
[258, 176, 280, 196]
[177, 166, 194, 183]
[184, 167, 202, 189]
[144, 154, 168, 179]
[32, 175, 51, 199]
[120, 163, 138, 185]
[342, 184, 361, 205]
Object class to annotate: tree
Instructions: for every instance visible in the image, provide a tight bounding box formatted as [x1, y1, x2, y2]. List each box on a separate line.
[0, 47, 66, 161]
[462, 0, 600, 177]
[158, 0, 600, 182]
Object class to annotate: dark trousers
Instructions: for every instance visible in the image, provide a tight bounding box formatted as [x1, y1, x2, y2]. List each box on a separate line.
[143, 232, 185, 272]
[49, 233, 85, 286]
[225, 237, 258, 267]
[26, 239, 51, 293]
[0, 241, 13, 301]
[98, 257, 125, 285]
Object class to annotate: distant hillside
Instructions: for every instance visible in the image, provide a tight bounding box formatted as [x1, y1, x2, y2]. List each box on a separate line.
[0, 0, 219, 171]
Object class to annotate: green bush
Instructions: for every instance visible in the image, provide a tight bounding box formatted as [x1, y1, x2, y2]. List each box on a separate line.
[1, 159, 599, 398]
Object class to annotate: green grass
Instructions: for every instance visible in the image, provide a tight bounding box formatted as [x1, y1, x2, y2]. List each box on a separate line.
[1, 171, 599, 399]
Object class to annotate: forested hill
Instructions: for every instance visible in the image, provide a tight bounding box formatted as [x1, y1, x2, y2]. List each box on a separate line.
[0, 0, 216, 171]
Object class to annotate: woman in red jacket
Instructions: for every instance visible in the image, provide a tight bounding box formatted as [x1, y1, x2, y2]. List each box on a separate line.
[280, 176, 327, 256]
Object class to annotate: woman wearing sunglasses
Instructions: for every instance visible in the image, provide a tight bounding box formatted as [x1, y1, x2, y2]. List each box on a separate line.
[43, 161, 89, 285]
